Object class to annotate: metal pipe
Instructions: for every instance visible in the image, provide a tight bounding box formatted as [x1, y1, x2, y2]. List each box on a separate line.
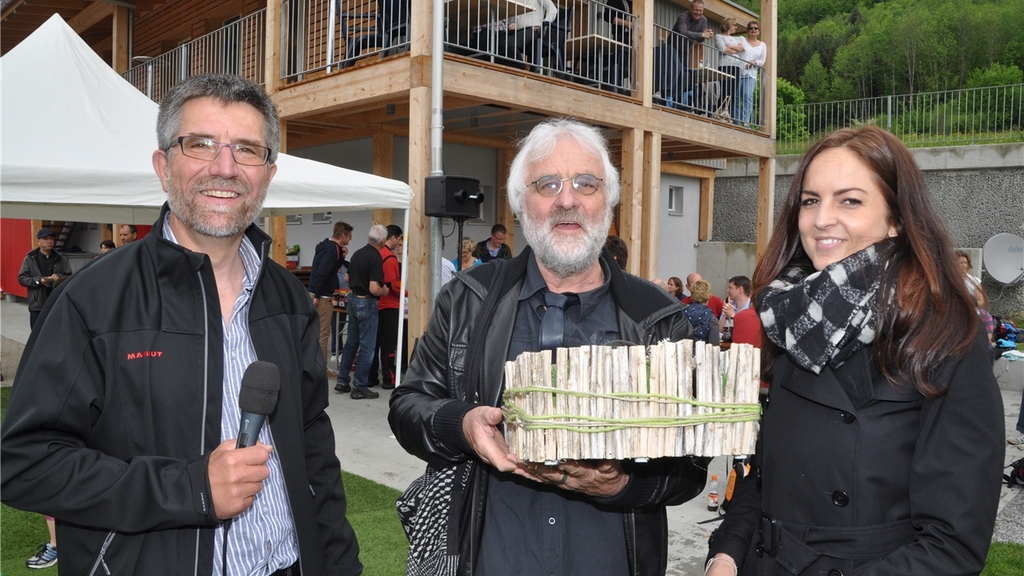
[429, 0, 445, 301]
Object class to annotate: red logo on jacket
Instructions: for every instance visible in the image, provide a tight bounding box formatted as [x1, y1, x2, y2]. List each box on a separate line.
[126, 351, 163, 360]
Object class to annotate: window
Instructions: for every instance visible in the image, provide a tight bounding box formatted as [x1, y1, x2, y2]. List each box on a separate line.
[667, 186, 685, 216]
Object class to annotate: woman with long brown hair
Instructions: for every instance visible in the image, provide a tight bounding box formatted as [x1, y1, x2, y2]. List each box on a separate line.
[705, 126, 1003, 576]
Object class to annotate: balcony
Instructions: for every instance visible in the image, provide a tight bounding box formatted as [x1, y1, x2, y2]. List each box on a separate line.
[121, 0, 769, 143]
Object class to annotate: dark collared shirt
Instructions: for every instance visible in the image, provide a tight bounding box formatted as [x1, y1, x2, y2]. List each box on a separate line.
[477, 255, 627, 576]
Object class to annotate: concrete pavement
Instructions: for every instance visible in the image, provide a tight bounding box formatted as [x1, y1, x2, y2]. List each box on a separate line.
[3, 297, 1023, 573]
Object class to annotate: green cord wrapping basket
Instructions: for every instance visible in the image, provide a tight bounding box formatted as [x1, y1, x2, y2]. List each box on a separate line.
[502, 340, 761, 462]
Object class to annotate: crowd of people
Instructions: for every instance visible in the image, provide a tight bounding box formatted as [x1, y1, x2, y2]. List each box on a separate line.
[2, 71, 1013, 576]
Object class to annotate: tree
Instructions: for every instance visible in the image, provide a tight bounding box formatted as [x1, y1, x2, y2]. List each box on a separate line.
[800, 53, 831, 102]
[776, 78, 811, 145]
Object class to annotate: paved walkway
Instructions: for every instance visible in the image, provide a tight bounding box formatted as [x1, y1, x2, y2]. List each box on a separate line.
[2, 298, 1022, 573]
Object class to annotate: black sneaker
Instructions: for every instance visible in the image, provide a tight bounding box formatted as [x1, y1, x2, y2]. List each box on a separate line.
[335, 382, 351, 393]
[367, 380, 380, 388]
[350, 388, 379, 400]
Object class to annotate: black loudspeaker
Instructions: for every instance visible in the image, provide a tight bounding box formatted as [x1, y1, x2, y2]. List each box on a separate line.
[424, 175, 484, 219]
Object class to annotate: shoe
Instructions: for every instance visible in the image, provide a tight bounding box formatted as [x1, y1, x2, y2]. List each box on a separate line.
[350, 388, 379, 400]
[335, 382, 351, 393]
[326, 369, 338, 379]
[1008, 433, 1024, 446]
[329, 354, 337, 363]
[26, 543, 57, 569]
[367, 380, 380, 388]
[382, 382, 395, 390]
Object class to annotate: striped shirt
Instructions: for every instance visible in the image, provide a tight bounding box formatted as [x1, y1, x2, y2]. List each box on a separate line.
[163, 218, 299, 575]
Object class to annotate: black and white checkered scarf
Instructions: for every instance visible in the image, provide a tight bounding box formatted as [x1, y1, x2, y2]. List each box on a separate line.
[758, 240, 892, 374]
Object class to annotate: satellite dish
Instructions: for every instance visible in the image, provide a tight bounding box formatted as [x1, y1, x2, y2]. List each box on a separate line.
[982, 233, 1024, 285]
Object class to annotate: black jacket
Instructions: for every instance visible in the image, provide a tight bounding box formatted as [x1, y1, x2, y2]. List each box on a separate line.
[309, 237, 345, 297]
[472, 237, 512, 263]
[1, 204, 362, 576]
[389, 248, 708, 575]
[17, 246, 72, 311]
[708, 331, 1004, 576]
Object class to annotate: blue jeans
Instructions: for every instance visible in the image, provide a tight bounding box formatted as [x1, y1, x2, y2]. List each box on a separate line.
[738, 76, 756, 125]
[338, 296, 379, 391]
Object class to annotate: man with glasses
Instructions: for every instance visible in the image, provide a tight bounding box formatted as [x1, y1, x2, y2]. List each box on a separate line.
[2, 74, 362, 575]
[390, 118, 706, 575]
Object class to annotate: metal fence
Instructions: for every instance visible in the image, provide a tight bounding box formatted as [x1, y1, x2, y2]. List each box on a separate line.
[281, 0, 410, 80]
[778, 84, 1024, 155]
[122, 10, 266, 102]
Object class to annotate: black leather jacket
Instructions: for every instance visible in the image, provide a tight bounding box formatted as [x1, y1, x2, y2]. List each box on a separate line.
[389, 248, 709, 575]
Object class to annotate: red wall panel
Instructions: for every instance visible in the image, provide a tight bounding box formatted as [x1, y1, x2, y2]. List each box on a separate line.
[1, 218, 31, 298]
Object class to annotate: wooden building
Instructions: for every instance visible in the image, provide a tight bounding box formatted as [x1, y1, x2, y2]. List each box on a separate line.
[2, 0, 778, 340]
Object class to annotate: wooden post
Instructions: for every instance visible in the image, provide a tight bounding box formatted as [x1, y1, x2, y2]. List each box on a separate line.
[640, 131, 660, 279]
[496, 148, 515, 253]
[761, 0, 778, 139]
[270, 120, 289, 266]
[756, 158, 775, 259]
[699, 175, 714, 242]
[618, 128, 643, 276]
[634, 0, 653, 107]
[264, 0, 283, 93]
[111, 6, 129, 73]
[406, 85, 432, 342]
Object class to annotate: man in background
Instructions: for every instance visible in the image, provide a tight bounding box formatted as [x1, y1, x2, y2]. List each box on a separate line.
[720, 275, 752, 343]
[337, 224, 390, 399]
[17, 228, 72, 328]
[473, 223, 513, 263]
[369, 224, 403, 390]
[310, 220, 353, 378]
[119, 224, 139, 244]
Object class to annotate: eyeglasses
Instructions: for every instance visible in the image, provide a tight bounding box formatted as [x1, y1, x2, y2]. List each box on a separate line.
[170, 135, 272, 166]
[748, 27, 759, 31]
[530, 174, 603, 196]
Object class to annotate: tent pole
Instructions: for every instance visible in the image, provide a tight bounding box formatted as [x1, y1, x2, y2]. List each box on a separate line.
[396, 208, 411, 386]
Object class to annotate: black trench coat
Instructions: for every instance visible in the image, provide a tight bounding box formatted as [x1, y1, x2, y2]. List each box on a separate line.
[708, 331, 1004, 576]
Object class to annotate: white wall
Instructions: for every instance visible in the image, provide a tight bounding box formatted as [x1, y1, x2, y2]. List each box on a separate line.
[656, 172, 701, 284]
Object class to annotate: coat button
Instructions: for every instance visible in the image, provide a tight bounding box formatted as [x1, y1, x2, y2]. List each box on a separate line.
[840, 411, 855, 423]
[831, 490, 850, 507]
[827, 570, 844, 576]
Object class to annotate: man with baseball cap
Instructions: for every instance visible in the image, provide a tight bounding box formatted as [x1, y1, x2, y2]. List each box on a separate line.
[17, 228, 72, 329]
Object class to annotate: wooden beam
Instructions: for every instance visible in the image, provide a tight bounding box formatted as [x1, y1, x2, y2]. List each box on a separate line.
[496, 148, 514, 253]
[264, 0, 282, 94]
[67, 2, 113, 32]
[635, 0, 653, 108]
[273, 59, 414, 120]
[406, 85, 432, 342]
[699, 174, 714, 241]
[640, 132, 661, 278]
[762, 0, 777, 139]
[618, 128, 644, 276]
[270, 120, 289, 266]
[410, 0, 431, 58]
[111, 6, 129, 73]
[372, 133, 395, 226]
[660, 162, 718, 179]
[756, 157, 775, 258]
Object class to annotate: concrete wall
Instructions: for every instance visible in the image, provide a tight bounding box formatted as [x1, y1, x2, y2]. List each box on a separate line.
[711, 143, 1024, 316]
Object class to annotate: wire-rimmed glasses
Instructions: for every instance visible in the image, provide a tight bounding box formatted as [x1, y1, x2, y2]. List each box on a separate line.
[529, 174, 604, 197]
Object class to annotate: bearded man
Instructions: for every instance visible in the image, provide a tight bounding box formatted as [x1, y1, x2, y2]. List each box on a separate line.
[389, 118, 707, 576]
[1, 75, 362, 575]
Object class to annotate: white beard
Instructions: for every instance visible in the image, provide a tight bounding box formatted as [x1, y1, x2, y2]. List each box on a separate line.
[520, 205, 611, 279]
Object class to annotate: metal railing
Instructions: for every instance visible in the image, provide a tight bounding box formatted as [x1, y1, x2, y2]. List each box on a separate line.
[444, 0, 637, 94]
[281, 0, 410, 79]
[122, 10, 266, 102]
[778, 84, 1024, 154]
[652, 25, 766, 130]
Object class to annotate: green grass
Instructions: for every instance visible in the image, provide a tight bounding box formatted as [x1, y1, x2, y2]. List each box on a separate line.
[0, 386, 408, 575]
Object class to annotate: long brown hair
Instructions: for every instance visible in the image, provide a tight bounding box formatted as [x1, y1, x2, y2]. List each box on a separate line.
[753, 126, 976, 397]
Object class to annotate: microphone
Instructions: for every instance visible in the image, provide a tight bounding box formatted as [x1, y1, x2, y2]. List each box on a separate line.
[236, 361, 281, 449]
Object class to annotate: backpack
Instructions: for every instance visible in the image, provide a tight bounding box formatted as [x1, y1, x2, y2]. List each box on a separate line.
[684, 303, 714, 342]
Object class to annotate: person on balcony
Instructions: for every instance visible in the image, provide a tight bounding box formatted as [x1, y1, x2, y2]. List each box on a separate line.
[602, 0, 633, 92]
[714, 17, 745, 123]
[737, 21, 767, 127]
[673, 0, 714, 113]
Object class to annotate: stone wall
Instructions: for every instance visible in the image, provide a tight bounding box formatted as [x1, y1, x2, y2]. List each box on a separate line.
[712, 143, 1024, 317]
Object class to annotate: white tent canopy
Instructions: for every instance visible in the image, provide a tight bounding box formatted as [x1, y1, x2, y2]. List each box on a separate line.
[0, 14, 412, 224]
